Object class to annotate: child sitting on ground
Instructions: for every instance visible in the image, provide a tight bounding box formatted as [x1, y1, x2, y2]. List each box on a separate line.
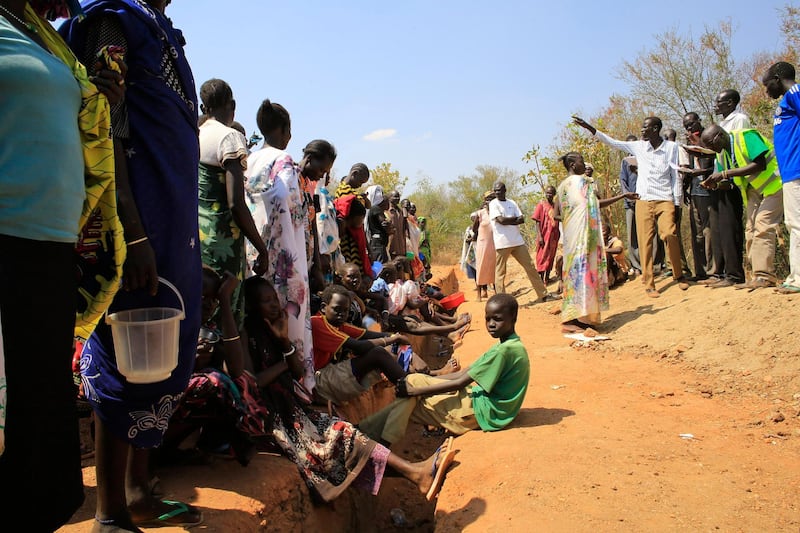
[603, 222, 629, 288]
[236, 275, 459, 503]
[311, 284, 459, 405]
[358, 293, 530, 447]
[159, 267, 267, 467]
[336, 262, 383, 329]
[379, 263, 470, 343]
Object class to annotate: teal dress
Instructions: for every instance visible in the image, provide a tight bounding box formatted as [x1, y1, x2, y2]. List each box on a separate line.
[199, 161, 246, 326]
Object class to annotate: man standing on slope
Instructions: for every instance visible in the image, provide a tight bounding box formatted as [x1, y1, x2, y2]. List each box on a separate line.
[489, 181, 558, 303]
[762, 62, 800, 294]
[573, 115, 690, 298]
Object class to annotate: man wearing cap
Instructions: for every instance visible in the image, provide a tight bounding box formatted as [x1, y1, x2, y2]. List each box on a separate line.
[573, 115, 690, 298]
[489, 181, 558, 302]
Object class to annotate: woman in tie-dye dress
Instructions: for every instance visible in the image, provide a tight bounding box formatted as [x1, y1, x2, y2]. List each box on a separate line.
[555, 152, 636, 333]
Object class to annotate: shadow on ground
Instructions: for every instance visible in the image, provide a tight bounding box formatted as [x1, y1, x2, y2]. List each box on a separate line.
[512, 407, 575, 428]
[601, 303, 672, 331]
[436, 496, 487, 532]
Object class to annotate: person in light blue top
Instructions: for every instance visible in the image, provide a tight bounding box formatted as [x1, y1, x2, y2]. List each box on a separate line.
[0, 1, 123, 529]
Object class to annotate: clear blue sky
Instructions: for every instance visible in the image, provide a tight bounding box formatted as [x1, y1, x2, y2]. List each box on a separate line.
[164, 0, 787, 190]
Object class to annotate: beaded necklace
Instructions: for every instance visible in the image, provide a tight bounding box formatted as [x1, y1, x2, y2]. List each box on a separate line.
[0, 4, 37, 33]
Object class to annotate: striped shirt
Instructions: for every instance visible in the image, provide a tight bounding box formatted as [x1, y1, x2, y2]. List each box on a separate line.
[595, 131, 682, 205]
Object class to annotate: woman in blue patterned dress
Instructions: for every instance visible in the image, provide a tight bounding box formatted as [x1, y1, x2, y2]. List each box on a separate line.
[61, 0, 204, 529]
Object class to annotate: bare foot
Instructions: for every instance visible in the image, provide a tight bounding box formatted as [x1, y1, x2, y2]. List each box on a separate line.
[447, 323, 469, 344]
[430, 357, 460, 376]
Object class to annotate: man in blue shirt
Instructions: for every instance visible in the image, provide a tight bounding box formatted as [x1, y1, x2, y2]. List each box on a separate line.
[762, 61, 800, 294]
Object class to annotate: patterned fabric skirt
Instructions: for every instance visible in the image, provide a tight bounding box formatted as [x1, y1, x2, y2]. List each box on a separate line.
[198, 162, 246, 326]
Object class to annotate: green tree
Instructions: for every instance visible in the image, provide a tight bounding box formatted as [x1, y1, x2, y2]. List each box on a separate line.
[369, 162, 408, 195]
[407, 166, 532, 264]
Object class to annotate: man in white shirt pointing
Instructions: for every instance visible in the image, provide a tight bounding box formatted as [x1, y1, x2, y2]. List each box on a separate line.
[573, 115, 690, 298]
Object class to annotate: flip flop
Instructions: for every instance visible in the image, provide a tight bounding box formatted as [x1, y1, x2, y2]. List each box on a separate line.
[134, 500, 203, 528]
[775, 284, 800, 294]
[426, 437, 456, 501]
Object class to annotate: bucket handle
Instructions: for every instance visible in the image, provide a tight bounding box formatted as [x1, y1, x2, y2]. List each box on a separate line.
[157, 277, 186, 318]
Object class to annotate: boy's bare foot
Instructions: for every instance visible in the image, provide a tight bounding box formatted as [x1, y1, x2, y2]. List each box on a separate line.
[430, 357, 460, 376]
[447, 323, 469, 344]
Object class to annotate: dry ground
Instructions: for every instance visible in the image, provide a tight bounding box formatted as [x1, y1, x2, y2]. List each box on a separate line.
[60, 261, 800, 532]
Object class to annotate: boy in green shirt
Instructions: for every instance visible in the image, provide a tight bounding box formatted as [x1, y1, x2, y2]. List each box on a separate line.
[358, 293, 530, 445]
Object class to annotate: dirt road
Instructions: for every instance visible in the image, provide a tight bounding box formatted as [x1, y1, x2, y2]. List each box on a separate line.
[434, 270, 799, 532]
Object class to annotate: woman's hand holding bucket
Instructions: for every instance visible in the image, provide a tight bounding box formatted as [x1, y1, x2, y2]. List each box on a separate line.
[123, 238, 159, 295]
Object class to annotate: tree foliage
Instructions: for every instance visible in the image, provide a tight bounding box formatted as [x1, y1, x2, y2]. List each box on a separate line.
[406, 166, 533, 262]
[369, 162, 408, 195]
[616, 20, 742, 125]
[540, 7, 800, 277]
[385, 5, 800, 271]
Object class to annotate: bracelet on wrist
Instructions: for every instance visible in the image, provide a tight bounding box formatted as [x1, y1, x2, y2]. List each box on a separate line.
[282, 344, 296, 357]
[222, 335, 241, 342]
[127, 236, 149, 246]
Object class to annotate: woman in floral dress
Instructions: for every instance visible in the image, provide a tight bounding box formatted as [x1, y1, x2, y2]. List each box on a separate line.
[555, 152, 636, 333]
[244, 99, 336, 390]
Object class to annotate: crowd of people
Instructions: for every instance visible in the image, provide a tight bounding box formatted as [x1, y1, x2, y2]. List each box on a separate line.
[523, 83, 795, 335]
[3, 1, 800, 531]
[457, 87, 797, 337]
[0, 1, 534, 531]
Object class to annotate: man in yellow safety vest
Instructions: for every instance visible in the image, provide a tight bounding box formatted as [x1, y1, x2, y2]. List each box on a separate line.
[700, 124, 783, 289]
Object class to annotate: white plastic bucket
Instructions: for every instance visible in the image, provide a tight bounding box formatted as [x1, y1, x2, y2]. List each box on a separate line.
[106, 277, 185, 384]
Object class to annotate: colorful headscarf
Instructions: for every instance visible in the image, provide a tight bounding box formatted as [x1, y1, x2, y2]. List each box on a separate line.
[30, 0, 84, 20]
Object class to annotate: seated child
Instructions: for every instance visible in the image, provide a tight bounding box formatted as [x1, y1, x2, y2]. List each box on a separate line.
[159, 266, 266, 466]
[311, 284, 459, 405]
[358, 293, 529, 446]
[603, 222, 629, 288]
[236, 275, 459, 503]
[311, 284, 413, 404]
[379, 263, 470, 342]
[336, 262, 382, 329]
